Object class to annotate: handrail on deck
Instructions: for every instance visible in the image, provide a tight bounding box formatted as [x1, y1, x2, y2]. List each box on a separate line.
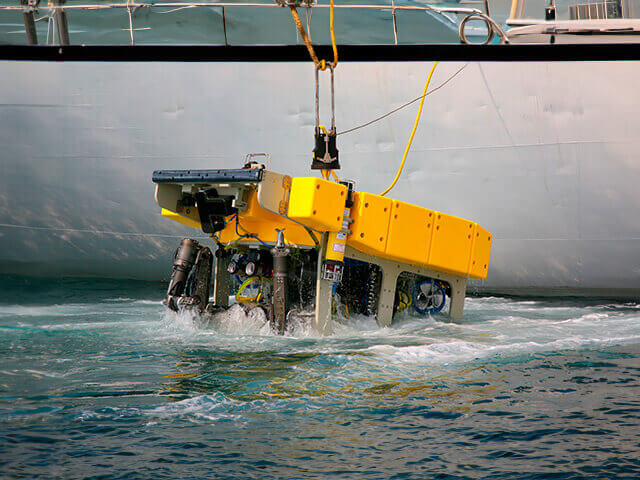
[5, 0, 507, 46]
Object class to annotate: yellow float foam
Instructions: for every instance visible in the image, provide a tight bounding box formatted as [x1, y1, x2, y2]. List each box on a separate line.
[219, 191, 316, 247]
[428, 212, 474, 277]
[384, 200, 435, 266]
[468, 224, 492, 279]
[347, 192, 392, 256]
[287, 177, 347, 232]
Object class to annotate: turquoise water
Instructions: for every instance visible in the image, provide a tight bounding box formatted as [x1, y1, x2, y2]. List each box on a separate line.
[1, 275, 640, 479]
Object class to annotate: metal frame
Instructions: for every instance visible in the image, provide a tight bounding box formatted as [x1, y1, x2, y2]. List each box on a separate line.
[340, 245, 467, 327]
[22, 9, 38, 45]
[52, 0, 70, 45]
[213, 250, 230, 308]
[313, 233, 333, 334]
[206, 231, 469, 335]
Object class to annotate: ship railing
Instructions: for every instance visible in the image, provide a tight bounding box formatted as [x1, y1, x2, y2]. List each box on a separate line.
[508, 0, 640, 25]
[3, 0, 507, 46]
[571, 1, 618, 19]
[458, 0, 491, 16]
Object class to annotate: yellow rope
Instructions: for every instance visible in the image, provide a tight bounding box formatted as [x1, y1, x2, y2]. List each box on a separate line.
[289, 5, 320, 66]
[289, 0, 338, 70]
[380, 61, 438, 197]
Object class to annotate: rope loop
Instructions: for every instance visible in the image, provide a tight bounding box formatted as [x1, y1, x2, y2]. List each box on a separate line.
[289, 0, 338, 71]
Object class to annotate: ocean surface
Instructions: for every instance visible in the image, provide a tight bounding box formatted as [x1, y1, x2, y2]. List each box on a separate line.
[1, 275, 640, 479]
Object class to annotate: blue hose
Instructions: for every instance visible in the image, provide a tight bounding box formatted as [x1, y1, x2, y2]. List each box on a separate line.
[233, 214, 270, 247]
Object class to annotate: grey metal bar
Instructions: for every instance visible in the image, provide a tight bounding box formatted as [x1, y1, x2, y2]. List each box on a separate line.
[53, 0, 70, 45]
[152, 168, 263, 184]
[313, 233, 333, 335]
[23, 11, 38, 45]
[213, 249, 230, 308]
[221, 6, 228, 46]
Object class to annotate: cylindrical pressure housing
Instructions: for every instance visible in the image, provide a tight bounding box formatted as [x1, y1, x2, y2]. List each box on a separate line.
[271, 230, 290, 334]
[165, 238, 200, 311]
[321, 180, 355, 283]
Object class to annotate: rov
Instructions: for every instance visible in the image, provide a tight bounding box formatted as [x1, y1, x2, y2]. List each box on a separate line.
[153, 162, 491, 334]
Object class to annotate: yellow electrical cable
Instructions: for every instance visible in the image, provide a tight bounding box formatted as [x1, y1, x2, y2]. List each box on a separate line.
[329, 0, 338, 68]
[237, 276, 264, 303]
[509, 0, 519, 20]
[380, 61, 438, 197]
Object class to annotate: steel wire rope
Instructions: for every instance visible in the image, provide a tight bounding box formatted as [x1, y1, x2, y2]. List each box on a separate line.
[292, 0, 339, 181]
[336, 63, 467, 136]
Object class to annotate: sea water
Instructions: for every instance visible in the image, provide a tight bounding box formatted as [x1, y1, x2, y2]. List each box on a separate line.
[1, 275, 639, 479]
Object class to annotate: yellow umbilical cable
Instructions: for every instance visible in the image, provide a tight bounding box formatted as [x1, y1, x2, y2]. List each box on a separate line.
[329, 0, 338, 68]
[380, 61, 438, 197]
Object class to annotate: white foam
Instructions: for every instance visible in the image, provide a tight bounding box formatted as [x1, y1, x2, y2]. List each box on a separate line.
[133, 300, 164, 305]
[148, 394, 243, 421]
[368, 333, 640, 367]
[4, 294, 639, 370]
[77, 393, 248, 424]
[364, 297, 640, 366]
[0, 304, 89, 318]
[22, 369, 66, 378]
[207, 304, 272, 336]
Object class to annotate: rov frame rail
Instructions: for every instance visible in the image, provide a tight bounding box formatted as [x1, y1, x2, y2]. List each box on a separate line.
[153, 165, 492, 334]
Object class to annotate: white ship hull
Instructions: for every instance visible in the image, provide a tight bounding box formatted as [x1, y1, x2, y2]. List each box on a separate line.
[1, 59, 639, 295]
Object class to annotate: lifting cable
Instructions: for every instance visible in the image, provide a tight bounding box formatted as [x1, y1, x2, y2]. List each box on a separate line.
[289, 0, 341, 181]
[380, 61, 438, 197]
[289, 0, 338, 71]
[289, 1, 452, 197]
[336, 64, 467, 137]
